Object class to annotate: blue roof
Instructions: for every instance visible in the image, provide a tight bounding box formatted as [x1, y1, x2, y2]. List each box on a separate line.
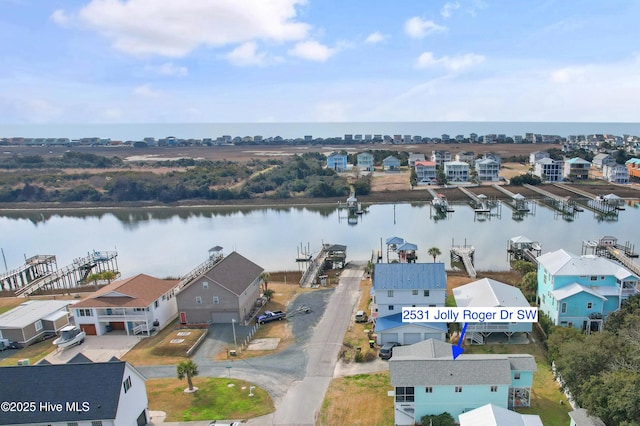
[0, 362, 129, 424]
[397, 242, 418, 251]
[375, 313, 447, 332]
[385, 236, 405, 245]
[373, 262, 447, 290]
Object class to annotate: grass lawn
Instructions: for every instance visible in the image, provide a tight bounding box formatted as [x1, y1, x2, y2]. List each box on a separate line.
[318, 372, 393, 426]
[340, 277, 376, 362]
[0, 338, 57, 366]
[465, 343, 571, 426]
[0, 297, 24, 315]
[147, 377, 274, 422]
[122, 321, 205, 366]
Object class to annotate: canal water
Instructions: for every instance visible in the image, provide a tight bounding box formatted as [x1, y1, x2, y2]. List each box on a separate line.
[1, 201, 639, 278]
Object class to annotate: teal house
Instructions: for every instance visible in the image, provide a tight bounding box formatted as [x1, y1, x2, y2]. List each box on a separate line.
[389, 339, 536, 425]
[356, 152, 374, 171]
[536, 249, 639, 333]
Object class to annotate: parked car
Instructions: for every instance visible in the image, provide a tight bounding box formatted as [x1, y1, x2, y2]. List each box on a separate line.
[379, 342, 400, 360]
[355, 310, 368, 323]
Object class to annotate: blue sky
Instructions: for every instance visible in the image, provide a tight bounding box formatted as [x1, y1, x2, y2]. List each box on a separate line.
[1, 0, 640, 123]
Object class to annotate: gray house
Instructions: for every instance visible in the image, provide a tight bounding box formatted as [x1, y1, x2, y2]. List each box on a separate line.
[176, 252, 264, 324]
[0, 300, 72, 347]
[383, 155, 401, 172]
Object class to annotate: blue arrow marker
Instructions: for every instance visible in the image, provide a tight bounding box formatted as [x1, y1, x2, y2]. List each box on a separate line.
[452, 323, 468, 360]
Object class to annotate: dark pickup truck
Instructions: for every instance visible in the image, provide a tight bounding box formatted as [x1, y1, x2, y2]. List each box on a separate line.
[257, 310, 286, 325]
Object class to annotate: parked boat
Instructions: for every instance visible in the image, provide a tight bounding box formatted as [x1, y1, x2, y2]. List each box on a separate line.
[53, 325, 86, 349]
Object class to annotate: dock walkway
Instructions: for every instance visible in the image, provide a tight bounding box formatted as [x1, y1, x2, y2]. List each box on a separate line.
[299, 247, 328, 288]
[451, 245, 476, 278]
[606, 246, 640, 277]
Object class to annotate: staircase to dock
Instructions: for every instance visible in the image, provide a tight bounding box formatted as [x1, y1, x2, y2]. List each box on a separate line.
[606, 246, 640, 277]
[451, 245, 476, 278]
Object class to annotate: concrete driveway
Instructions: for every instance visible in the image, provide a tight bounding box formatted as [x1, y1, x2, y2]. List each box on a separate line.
[192, 322, 255, 363]
[42, 334, 142, 364]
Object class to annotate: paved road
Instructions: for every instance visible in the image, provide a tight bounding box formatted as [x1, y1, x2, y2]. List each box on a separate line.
[271, 261, 365, 426]
[139, 261, 365, 426]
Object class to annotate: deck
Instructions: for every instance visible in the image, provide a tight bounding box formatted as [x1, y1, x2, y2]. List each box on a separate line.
[451, 244, 476, 278]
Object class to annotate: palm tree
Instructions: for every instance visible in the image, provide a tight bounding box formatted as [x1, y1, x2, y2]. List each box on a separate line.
[428, 247, 441, 263]
[260, 271, 270, 293]
[177, 360, 199, 392]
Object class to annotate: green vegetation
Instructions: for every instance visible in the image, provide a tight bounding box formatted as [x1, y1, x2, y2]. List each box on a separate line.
[428, 247, 442, 262]
[147, 377, 274, 422]
[509, 173, 542, 186]
[420, 413, 455, 426]
[177, 360, 199, 392]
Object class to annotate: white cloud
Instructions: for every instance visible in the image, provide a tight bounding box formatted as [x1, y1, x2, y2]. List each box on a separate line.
[50, 9, 70, 26]
[73, 0, 310, 57]
[226, 42, 267, 66]
[133, 84, 161, 97]
[404, 17, 447, 39]
[288, 40, 336, 62]
[550, 67, 587, 84]
[146, 62, 188, 77]
[315, 101, 349, 121]
[416, 52, 485, 71]
[441, 2, 460, 19]
[365, 31, 388, 44]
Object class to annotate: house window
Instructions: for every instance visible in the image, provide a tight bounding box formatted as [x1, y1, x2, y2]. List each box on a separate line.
[425, 387, 433, 393]
[213, 296, 219, 304]
[35, 320, 43, 331]
[590, 276, 597, 281]
[68, 423, 79, 426]
[162, 294, 167, 301]
[395, 387, 414, 402]
[154, 300, 159, 308]
[203, 281, 209, 289]
[490, 386, 498, 392]
[91, 421, 103, 426]
[388, 305, 394, 311]
[123, 375, 132, 393]
[412, 290, 418, 296]
[424, 290, 430, 297]
[600, 276, 605, 280]
[195, 296, 202, 304]
[514, 373, 521, 380]
[561, 303, 567, 314]
[455, 386, 463, 393]
[587, 302, 593, 309]
[77, 309, 93, 317]
[387, 290, 394, 297]
[134, 308, 145, 312]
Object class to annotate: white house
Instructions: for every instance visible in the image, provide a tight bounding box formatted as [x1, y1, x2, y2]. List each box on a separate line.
[455, 151, 475, 164]
[0, 359, 149, 426]
[602, 163, 629, 184]
[431, 150, 452, 166]
[73, 274, 179, 336]
[459, 403, 543, 426]
[533, 157, 562, 182]
[444, 160, 470, 183]
[529, 151, 549, 165]
[592, 153, 616, 169]
[453, 278, 532, 344]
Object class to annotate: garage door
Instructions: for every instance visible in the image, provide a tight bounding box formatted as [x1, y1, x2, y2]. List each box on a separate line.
[80, 324, 96, 335]
[110, 322, 126, 331]
[381, 332, 398, 344]
[404, 333, 421, 345]
[211, 312, 238, 324]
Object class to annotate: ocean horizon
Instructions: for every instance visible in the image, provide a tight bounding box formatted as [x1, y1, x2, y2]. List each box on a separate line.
[1, 121, 640, 141]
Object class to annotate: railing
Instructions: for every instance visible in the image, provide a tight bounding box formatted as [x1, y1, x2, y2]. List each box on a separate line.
[176, 254, 224, 292]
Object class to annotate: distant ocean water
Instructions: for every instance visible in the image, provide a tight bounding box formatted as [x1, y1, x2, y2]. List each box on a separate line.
[1, 122, 640, 140]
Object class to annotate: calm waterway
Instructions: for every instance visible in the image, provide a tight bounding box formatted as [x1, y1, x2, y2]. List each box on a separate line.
[1, 201, 640, 279]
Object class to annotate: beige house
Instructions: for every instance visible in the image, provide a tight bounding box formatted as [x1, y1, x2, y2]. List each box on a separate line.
[176, 251, 264, 325]
[0, 300, 72, 347]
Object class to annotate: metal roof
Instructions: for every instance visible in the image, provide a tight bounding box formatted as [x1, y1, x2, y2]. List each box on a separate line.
[551, 282, 607, 301]
[0, 300, 72, 329]
[453, 278, 529, 308]
[537, 249, 638, 280]
[459, 404, 543, 426]
[373, 263, 446, 290]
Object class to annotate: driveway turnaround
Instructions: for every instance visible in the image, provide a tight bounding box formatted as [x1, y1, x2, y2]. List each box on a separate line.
[271, 261, 365, 426]
[43, 334, 142, 364]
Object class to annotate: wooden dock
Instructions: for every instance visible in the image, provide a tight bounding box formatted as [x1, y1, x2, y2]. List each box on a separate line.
[605, 246, 640, 277]
[492, 185, 530, 212]
[553, 183, 619, 215]
[451, 243, 476, 278]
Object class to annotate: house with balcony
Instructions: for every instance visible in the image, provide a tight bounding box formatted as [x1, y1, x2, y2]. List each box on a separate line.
[536, 249, 639, 332]
[529, 151, 549, 165]
[444, 160, 470, 183]
[356, 152, 374, 171]
[176, 251, 264, 325]
[592, 153, 616, 169]
[383, 155, 401, 172]
[455, 151, 475, 164]
[371, 262, 447, 345]
[327, 152, 348, 172]
[389, 339, 536, 425]
[415, 160, 437, 184]
[563, 157, 591, 180]
[533, 157, 562, 182]
[0, 359, 149, 426]
[475, 157, 500, 182]
[73, 274, 179, 336]
[602, 163, 629, 184]
[453, 278, 532, 344]
[431, 150, 451, 166]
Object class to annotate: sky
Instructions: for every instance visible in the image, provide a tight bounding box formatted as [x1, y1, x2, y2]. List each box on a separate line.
[1, 0, 640, 124]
